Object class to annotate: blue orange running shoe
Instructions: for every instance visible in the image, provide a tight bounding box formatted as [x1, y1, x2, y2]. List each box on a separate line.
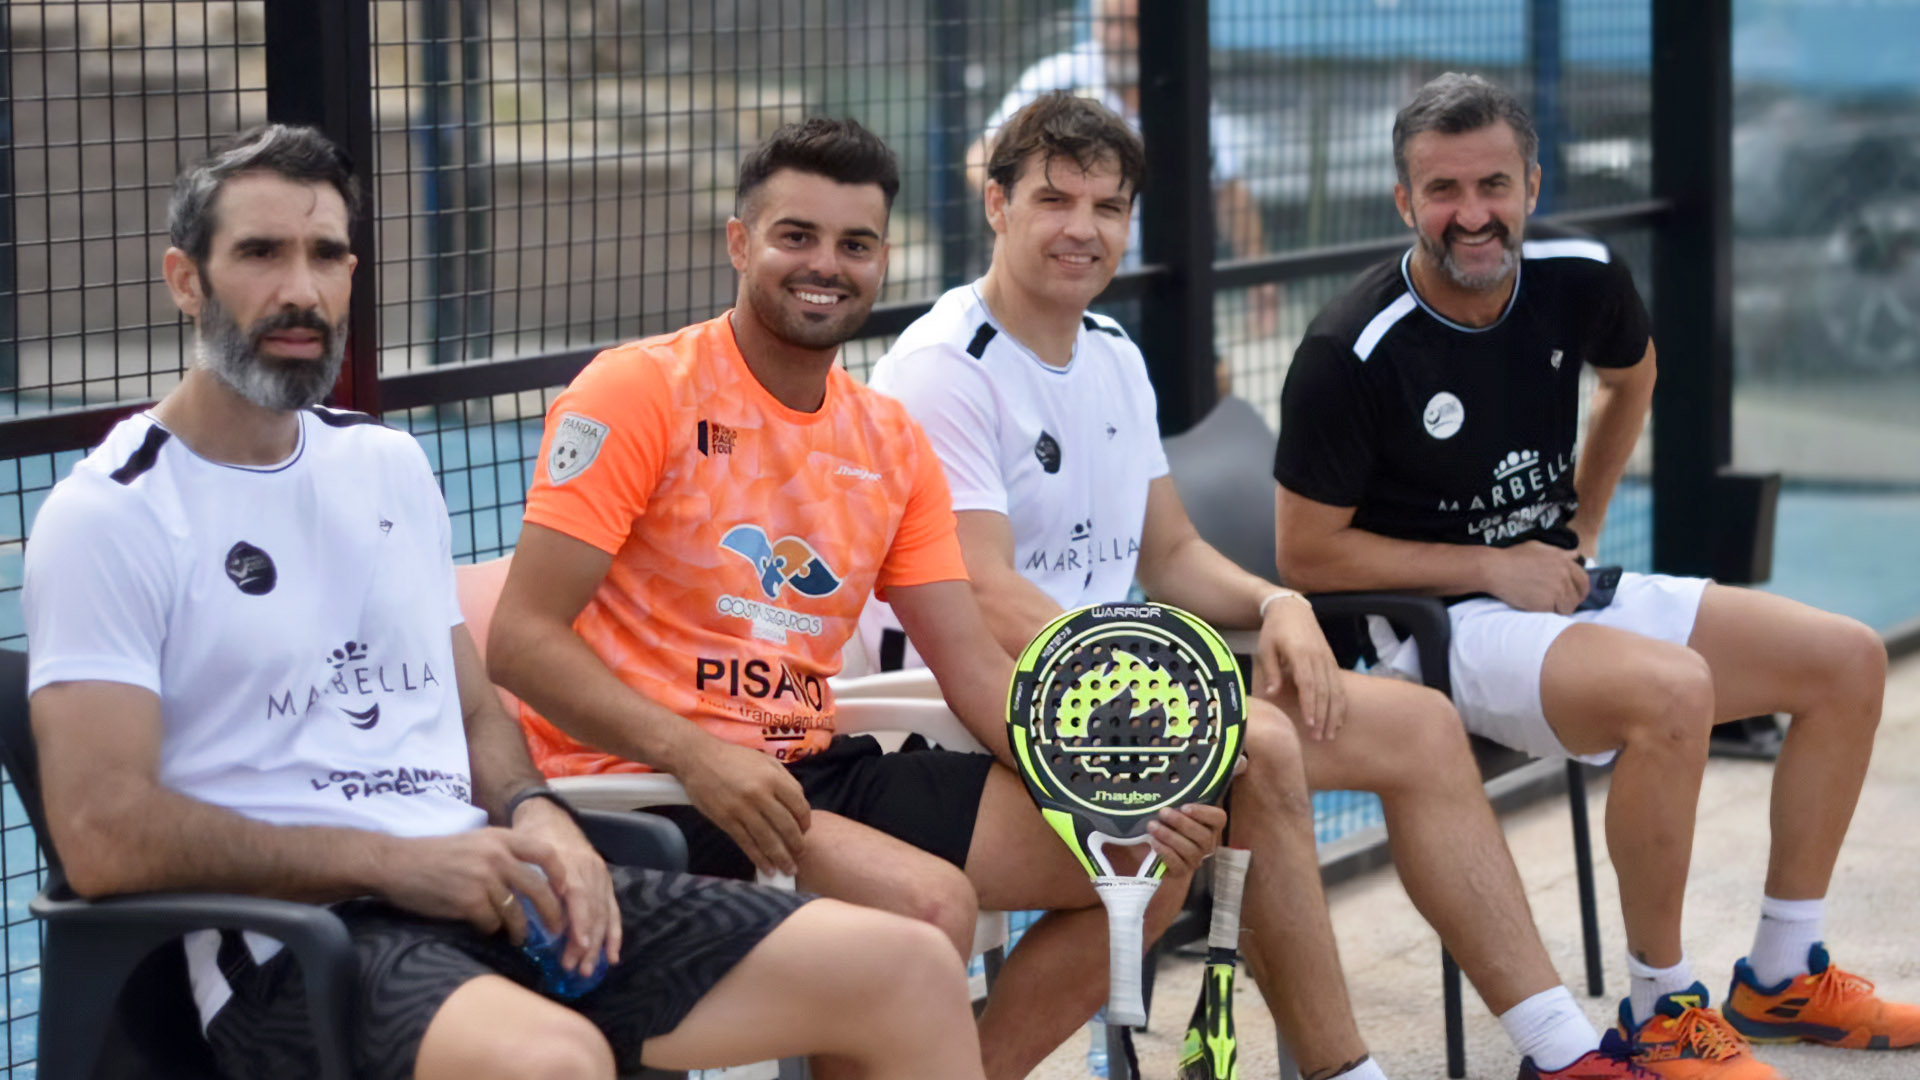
[1518, 1030, 1662, 1079]
[1617, 983, 1782, 1079]
[1725, 943, 1920, 1049]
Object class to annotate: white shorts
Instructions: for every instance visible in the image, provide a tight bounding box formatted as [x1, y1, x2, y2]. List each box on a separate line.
[1372, 572, 1711, 766]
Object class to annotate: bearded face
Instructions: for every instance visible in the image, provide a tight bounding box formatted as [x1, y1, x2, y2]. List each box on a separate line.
[195, 283, 348, 411]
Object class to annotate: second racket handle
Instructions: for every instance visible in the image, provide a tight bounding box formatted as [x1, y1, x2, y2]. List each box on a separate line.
[1095, 876, 1163, 1027]
[1207, 847, 1252, 950]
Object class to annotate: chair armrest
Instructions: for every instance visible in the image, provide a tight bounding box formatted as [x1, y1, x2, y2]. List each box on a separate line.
[1304, 591, 1454, 699]
[829, 667, 944, 700]
[34, 889, 355, 1080]
[551, 772, 692, 812]
[834, 697, 989, 754]
[577, 808, 687, 872]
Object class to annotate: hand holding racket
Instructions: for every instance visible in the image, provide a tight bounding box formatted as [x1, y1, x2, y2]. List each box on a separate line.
[1007, 602, 1246, 1027]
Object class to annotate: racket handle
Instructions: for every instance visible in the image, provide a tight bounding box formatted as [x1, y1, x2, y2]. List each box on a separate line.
[1095, 877, 1162, 1027]
[1208, 848, 1251, 951]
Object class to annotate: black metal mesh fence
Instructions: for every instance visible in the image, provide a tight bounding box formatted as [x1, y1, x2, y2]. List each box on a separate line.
[365, 1, 1094, 373]
[3, 2, 268, 415]
[0, 3, 1665, 1072]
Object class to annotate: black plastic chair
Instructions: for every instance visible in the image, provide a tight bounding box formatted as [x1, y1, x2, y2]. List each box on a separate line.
[1163, 395, 1605, 1080]
[0, 648, 688, 1080]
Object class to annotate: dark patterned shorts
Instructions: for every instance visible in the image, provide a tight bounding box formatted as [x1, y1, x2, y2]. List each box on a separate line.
[653, 733, 995, 880]
[203, 866, 809, 1080]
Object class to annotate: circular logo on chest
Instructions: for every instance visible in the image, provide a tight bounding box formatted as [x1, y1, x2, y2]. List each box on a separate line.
[1422, 392, 1465, 440]
[225, 540, 277, 595]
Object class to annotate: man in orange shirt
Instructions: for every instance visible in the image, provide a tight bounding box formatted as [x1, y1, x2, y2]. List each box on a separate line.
[489, 118, 1224, 1080]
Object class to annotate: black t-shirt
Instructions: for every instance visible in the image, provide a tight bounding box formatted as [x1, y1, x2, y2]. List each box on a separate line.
[1273, 226, 1650, 551]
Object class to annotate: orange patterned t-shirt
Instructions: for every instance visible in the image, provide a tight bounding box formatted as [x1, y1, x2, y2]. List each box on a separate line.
[518, 313, 968, 776]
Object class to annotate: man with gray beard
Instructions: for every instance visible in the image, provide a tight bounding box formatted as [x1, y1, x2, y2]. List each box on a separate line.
[166, 127, 352, 411]
[1276, 73, 1917, 1077]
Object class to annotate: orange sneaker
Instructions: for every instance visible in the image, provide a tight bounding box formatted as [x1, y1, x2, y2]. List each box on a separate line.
[1520, 1030, 1662, 1079]
[1725, 943, 1920, 1049]
[1617, 984, 1783, 1080]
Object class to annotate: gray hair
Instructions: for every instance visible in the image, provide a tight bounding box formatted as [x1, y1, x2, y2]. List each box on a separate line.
[1392, 73, 1538, 187]
[168, 124, 362, 263]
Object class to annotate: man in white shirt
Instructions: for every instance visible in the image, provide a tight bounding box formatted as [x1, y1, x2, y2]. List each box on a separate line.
[868, 92, 1657, 1080]
[966, 0, 1276, 332]
[23, 123, 986, 1080]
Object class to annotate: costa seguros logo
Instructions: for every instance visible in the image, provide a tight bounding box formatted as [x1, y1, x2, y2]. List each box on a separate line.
[720, 524, 844, 601]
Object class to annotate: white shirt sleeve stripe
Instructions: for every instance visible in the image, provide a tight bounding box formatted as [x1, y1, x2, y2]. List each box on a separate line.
[1521, 238, 1610, 263]
[1353, 292, 1418, 362]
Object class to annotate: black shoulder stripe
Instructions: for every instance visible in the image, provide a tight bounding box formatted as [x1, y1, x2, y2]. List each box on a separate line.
[308, 406, 385, 429]
[965, 323, 998, 359]
[110, 426, 171, 485]
[1083, 315, 1125, 339]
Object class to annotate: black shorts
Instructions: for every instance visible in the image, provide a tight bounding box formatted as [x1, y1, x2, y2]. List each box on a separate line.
[655, 733, 995, 880]
[203, 865, 808, 1080]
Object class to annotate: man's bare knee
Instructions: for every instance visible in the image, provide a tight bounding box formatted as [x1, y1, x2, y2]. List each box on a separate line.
[828, 913, 974, 1052]
[1619, 647, 1714, 756]
[454, 1010, 613, 1080]
[1819, 616, 1887, 721]
[1368, 688, 1473, 797]
[1237, 708, 1311, 822]
[905, 862, 981, 956]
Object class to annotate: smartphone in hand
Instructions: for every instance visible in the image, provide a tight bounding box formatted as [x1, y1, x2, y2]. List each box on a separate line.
[1575, 565, 1623, 612]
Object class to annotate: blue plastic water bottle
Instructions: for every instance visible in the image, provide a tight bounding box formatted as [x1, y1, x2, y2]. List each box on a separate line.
[516, 889, 609, 999]
[1085, 1009, 1110, 1079]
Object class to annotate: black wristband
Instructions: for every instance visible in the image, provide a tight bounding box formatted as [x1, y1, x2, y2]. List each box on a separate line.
[502, 784, 581, 829]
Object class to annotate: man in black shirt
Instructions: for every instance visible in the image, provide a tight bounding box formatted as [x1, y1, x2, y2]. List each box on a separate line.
[1276, 73, 1917, 1075]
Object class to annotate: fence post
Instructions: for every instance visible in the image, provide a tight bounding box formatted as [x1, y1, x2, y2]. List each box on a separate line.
[459, 0, 492, 361]
[931, 0, 972, 290]
[265, 0, 379, 414]
[0, 2, 16, 392]
[1528, 0, 1563, 214]
[1135, 0, 1215, 436]
[1650, 0, 1735, 576]
[420, 0, 463, 367]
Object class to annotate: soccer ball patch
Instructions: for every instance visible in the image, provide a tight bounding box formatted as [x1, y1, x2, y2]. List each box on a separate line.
[548, 412, 609, 485]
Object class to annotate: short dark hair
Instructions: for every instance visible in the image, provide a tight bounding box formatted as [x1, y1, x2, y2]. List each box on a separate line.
[168, 124, 361, 263]
[986, 91, 1146, 202]
[1392, 73, 1539, 188]
[735, 117, 901, 219]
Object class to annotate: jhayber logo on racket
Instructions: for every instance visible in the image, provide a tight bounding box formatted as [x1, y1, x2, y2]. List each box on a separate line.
[719, 525, 843, 600]
[1094, 790, 1161, 805]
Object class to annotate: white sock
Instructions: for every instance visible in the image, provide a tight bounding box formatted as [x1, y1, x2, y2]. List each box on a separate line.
[1748, 895, 1825, 987]
[1626, 952, 1696, 1024]
[1499, 986, 1601, 1072]
[1330, 1058, 1389, 1080]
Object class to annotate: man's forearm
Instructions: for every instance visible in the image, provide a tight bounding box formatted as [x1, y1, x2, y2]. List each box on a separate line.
[969, 567, 1069, 660]
[464, 696, 550, 824]
[1278, 524, 1492, 597]
[453, 628, 552, 820]
[1139, 534, 1279, 629]
[1571, 380, 1652, 556]
[60, 782, 394, 902]
[490, 616, 714, 777]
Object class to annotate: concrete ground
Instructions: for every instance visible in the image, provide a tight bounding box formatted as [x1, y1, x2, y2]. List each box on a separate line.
[1027, 652, 1920, 1080]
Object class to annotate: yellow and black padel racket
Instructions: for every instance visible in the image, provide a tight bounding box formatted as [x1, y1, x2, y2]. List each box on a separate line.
[1007, 602, 1245, 1026]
